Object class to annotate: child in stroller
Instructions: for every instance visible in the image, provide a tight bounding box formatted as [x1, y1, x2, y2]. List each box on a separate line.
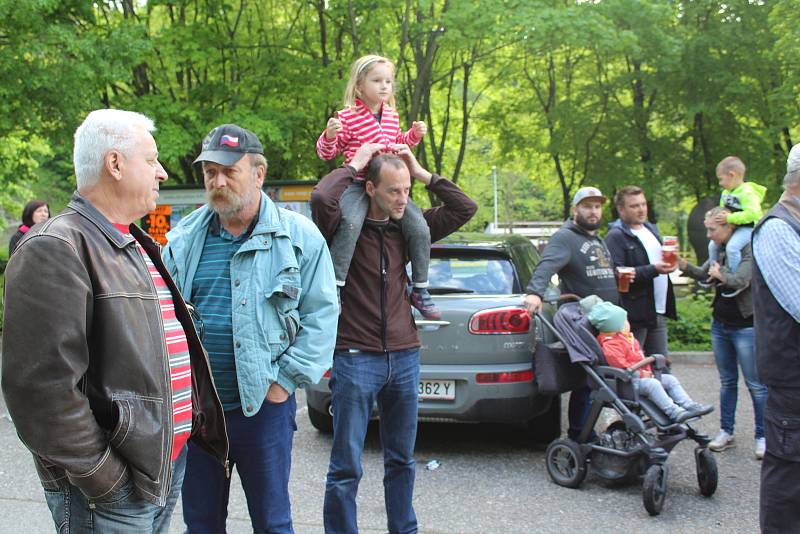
[586, 300, 713, 424]
[534, 294, 719, 516]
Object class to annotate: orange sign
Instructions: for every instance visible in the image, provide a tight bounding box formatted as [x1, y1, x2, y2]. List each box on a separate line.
[278, 184, 314, 202]
[144, 205, 172, 245]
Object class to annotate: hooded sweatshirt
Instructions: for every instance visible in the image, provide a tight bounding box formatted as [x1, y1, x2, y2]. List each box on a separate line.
[721, 181, 767, 226]
[527, 220, 618, 304]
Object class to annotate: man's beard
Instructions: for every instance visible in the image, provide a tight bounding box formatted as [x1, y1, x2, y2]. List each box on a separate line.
[207, 186, 256, 219]
[575, 213, 601, 231]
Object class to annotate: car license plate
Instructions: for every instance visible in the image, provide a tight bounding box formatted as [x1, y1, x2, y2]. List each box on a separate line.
[418, 380, 455, 400]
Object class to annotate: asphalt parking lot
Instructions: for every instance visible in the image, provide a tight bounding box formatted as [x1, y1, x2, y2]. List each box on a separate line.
[0, 362, 761, 533]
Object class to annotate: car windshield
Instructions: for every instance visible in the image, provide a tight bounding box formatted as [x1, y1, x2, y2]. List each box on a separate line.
[417, 256, 516, 294]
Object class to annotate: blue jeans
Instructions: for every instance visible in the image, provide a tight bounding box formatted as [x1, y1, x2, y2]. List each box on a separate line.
[331, 181, 430, 287]
[567, 386, 592, 440]
[324, 349, 420, 534]
[182, 396, 297, 534]
[711, 320, 767, 438]
[708, 226, 753, 273]
[44, 446, 186, 534]
[635, 374, 694, 419]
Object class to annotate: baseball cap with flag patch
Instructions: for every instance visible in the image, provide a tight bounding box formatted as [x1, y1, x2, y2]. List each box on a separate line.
[194, 124, 264, 166]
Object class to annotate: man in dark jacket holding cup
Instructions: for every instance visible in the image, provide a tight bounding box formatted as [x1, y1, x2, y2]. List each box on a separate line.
[605, 186, 678, 357]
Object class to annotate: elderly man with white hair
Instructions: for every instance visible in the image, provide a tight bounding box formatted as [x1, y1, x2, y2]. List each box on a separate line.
[753, 143, 800, 533]
[1, 109, 228, 533]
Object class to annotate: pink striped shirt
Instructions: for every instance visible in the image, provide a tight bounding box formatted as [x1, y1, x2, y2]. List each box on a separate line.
[316, 99, 422, 177]
[117, 224, 192, 461]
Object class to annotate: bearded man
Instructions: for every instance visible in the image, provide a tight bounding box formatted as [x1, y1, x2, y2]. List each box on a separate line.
[524, 186, 619, 441]
[162, 124, 338, 533]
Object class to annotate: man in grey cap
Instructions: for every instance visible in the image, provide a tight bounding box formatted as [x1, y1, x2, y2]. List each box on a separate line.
[524, 186, 619, 439]
[162, 124, 338, 532]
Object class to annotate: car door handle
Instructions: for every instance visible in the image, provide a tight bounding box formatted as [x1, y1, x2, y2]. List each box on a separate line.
[415, 319, 450, 331]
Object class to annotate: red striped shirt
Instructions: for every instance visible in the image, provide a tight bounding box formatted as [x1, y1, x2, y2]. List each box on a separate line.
[117, 224, 192, 461]
[316, 99, 422, 177]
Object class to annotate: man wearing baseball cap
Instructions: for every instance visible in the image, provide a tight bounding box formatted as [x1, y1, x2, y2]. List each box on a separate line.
[524, 186, 619, 440]
[162, 124, 338, 532]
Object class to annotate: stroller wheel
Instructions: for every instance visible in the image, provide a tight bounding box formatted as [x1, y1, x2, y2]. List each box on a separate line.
[695, 448, 718, 497]
[642, 464, 668, 516]
[545, 439, 587, 488]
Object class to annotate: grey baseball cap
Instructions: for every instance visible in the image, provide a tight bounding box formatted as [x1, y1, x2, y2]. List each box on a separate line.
[572, 186, 607, 207]
[194, 124, 264, 166]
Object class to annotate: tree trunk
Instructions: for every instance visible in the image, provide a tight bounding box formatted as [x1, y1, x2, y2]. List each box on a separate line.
[451, 60, 471, 185]
[630, 59, 655, 184]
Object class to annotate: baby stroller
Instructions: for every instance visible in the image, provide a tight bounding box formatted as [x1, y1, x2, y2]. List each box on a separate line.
[531, 296, 718, 516]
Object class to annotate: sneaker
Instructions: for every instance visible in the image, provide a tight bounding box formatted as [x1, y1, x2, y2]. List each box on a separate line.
[721, 286, 747, 298]
[683, 402, 714, 417]
[411, 287, 441, 320]
[755, 438, 766, 460]
[709, 430, 735, 451]
[672, 408, 693, 424]
[697, 277, 718, 289]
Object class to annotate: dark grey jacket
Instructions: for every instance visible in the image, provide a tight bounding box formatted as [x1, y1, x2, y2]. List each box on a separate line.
[681, 243, 753, 319]
[527, 220, 619, 304]
[1, 193, 228, 506]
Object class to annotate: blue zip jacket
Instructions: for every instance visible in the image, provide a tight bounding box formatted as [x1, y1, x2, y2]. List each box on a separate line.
[163, 192, 338, 416]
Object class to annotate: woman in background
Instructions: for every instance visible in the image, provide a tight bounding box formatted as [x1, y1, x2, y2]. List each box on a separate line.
[9, 200, 49, 255]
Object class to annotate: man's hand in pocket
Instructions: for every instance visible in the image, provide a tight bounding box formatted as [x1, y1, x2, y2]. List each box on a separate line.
[266, 382, 289, 403]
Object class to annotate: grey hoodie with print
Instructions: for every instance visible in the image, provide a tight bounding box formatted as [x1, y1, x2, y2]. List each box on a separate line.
[526, 219, 619, 304]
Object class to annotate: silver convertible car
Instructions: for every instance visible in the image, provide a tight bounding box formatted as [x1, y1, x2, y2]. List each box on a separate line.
[305, 233, 560, 444]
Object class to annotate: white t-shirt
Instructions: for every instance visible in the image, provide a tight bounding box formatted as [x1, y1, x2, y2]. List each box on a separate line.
[630, 226, 668, 314]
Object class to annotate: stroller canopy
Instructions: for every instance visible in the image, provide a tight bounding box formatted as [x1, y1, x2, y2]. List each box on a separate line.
[553, 302, 604, 364]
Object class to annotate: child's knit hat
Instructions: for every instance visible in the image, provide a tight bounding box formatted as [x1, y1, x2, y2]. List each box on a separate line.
[587, 301, 627, 333]
[578, 295, 604, 315]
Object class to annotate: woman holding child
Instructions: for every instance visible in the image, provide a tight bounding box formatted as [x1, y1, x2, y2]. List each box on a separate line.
[679, 206, 767, 459]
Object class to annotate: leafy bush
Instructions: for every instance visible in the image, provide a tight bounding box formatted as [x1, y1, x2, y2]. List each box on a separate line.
[668, 290, 714, 351]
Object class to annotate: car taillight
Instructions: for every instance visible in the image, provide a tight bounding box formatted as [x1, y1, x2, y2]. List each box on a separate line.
[468, 306, 530, 334]
[475, 369, 534, 384]
[323, 369, 331, 378]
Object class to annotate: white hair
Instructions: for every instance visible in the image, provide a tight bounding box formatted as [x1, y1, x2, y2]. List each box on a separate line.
[73, 109, 156, 189]
[786, 143, 800, 189]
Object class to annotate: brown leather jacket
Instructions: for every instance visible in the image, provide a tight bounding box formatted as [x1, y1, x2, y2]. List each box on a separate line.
[1, 193, 228, 506]
[311, 166, 477, 352]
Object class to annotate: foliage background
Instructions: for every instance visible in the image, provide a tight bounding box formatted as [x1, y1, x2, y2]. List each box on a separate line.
[2, 0, 798, 224]
[668, 290, 714, 351]
[2, 0, 797, 348]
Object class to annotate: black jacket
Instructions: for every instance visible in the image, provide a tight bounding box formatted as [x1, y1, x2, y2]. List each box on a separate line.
[605, 220, 676, 328]
[8, 227, 24, 255]
[2, 193, 228, 506]
[753, 201, 800, 389]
